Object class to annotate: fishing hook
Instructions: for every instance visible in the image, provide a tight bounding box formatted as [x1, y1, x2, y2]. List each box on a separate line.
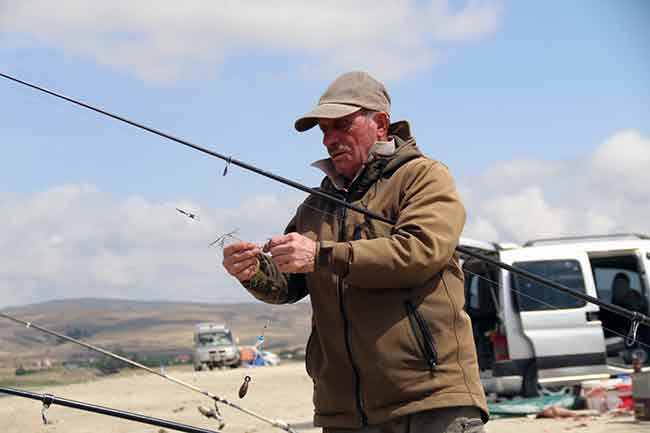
[209, 230, 242, 248]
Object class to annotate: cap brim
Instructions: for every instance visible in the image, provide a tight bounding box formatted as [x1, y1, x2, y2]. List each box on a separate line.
[294, 103, 361, 132]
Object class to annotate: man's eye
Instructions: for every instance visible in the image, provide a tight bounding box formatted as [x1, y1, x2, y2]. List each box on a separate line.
[334, 120, 348, 130]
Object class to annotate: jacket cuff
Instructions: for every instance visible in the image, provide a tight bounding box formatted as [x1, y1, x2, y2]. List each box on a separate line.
[317, 241, 351, 277]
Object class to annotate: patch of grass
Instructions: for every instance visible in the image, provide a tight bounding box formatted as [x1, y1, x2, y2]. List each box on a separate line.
[0, 366, 98, 390]
[0, 379, 67, 389]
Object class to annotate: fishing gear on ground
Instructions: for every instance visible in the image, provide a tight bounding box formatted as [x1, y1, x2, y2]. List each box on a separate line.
[0, 387, 220, 433]
[0, 311, 298, 433]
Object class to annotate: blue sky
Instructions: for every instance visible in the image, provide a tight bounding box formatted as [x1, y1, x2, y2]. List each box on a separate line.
[0, 1, 648, 307]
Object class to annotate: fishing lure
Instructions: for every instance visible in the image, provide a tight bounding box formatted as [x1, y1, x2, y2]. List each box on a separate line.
[176, 207, 200, 221]
[238, 376, 251, 398]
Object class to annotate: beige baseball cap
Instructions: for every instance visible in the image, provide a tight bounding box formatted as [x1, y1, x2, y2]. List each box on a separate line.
[294, 71, 391, 132]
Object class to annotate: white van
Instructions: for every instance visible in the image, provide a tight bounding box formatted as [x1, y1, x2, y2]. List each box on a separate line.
[193, 323, 240, 371]
[461, 234, 650, 396]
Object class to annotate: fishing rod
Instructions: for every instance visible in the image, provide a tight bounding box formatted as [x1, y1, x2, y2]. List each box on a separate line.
[0, 72, 648, 334]
[0, 387, 220, 433]
[0, 311, 297, 433]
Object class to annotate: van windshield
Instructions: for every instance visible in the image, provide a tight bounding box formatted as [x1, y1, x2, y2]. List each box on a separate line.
[198, 332, 232, 346]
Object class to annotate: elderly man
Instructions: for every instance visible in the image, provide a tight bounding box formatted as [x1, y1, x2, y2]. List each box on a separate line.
[223, 71, 488, 433]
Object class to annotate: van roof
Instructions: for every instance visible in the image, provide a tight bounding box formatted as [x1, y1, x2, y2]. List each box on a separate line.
[523, 233, 649, 247]
[462, 234, 650, 259]
[503, 237, 650, 260]
[459, 237, 520, 252]
[195, 323, 228, 332]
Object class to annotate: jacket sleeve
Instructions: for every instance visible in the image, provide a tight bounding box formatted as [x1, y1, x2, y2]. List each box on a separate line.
[316, 159, 465, 289]
[242, 215, 310, 304]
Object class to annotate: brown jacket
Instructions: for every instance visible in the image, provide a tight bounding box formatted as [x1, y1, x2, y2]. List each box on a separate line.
[244, 121, 488, 428]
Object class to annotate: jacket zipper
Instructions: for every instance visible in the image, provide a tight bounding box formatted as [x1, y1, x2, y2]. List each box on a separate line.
[336, 203, 368, 426]
[405, 301, 438, 372]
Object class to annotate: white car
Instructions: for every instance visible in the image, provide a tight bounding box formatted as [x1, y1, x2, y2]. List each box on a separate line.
[260, 351, 281, 366]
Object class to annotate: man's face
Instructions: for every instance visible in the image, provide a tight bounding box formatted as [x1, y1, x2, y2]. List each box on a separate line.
[318, 111, 379, 180]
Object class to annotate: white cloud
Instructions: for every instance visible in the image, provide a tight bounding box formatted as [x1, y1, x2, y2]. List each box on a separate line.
[2, 128, 647, 307]
[460, 129, 650, 244]
[0, 184, 300, 308]
[0, 1, 503, 82]
[590, 129, 650, 197]
[432, 0, 504, 41]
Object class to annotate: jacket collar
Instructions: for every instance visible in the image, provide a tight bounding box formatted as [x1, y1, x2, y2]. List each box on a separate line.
[312, 120, 422, 198]
[311, 138, 396, 192]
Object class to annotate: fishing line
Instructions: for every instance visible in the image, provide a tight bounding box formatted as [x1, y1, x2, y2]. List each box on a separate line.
[1, 73, 649, 350]
[179, 221, 282, 399]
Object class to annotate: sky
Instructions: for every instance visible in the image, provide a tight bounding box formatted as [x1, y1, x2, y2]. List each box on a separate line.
[0, 1, 648, 308]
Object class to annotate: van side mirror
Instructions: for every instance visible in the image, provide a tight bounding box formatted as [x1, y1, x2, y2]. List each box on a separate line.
[647, 252, 650, 260]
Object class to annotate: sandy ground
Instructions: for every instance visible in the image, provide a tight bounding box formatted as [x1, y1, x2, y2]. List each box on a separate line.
[1, 362, 648, 433]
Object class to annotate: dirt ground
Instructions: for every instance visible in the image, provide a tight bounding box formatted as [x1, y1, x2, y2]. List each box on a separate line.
[0, 362, 647, 433]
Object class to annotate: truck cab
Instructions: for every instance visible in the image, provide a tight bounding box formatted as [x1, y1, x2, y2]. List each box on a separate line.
[462, 234, 650, 396]
[193, 323, 240, 371]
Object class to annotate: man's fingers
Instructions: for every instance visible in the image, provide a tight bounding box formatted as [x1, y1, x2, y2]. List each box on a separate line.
[264, 234, 295, 251]
[223, 242, 259, 256]
[276, 262, 302, 274]
[271, 254, 292, 266]
[231, 248, 261, 262]
[268, 243, 295, 257]
[234, 257, 259, 272]
[234, 262, 260, 282]
[223, 248, 260, 268]
[225, 257, 259, 276]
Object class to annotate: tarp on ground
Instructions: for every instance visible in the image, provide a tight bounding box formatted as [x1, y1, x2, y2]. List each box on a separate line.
[488, 394, 576, 418]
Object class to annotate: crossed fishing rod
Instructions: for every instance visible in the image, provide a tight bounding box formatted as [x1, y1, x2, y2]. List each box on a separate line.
[0, 311, 294, 433]
[1, 71, 649, 432]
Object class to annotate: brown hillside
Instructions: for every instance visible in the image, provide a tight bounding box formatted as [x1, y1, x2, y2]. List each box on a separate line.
[0, 298, 311, 371]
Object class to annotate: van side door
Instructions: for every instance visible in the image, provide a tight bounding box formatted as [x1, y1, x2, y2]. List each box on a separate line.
[500, 248, 609, 385]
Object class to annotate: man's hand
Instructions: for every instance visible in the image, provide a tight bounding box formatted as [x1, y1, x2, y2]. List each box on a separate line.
[222, 242, 261, 282]
[264, 233, 316, 273]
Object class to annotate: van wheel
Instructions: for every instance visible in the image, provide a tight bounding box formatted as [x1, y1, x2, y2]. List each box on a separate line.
[522, 362, 540, 397]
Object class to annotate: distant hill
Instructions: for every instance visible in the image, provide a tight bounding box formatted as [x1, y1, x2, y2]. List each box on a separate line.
[0, 298, 311, 370]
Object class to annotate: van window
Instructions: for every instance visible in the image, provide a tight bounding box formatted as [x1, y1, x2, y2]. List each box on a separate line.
[589, 254, 645, 304]
[198, 332, 232, 346]
[512, 260, 586, 311]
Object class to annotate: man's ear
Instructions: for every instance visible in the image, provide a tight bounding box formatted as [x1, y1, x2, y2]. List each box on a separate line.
[374, 112, 390, 140]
